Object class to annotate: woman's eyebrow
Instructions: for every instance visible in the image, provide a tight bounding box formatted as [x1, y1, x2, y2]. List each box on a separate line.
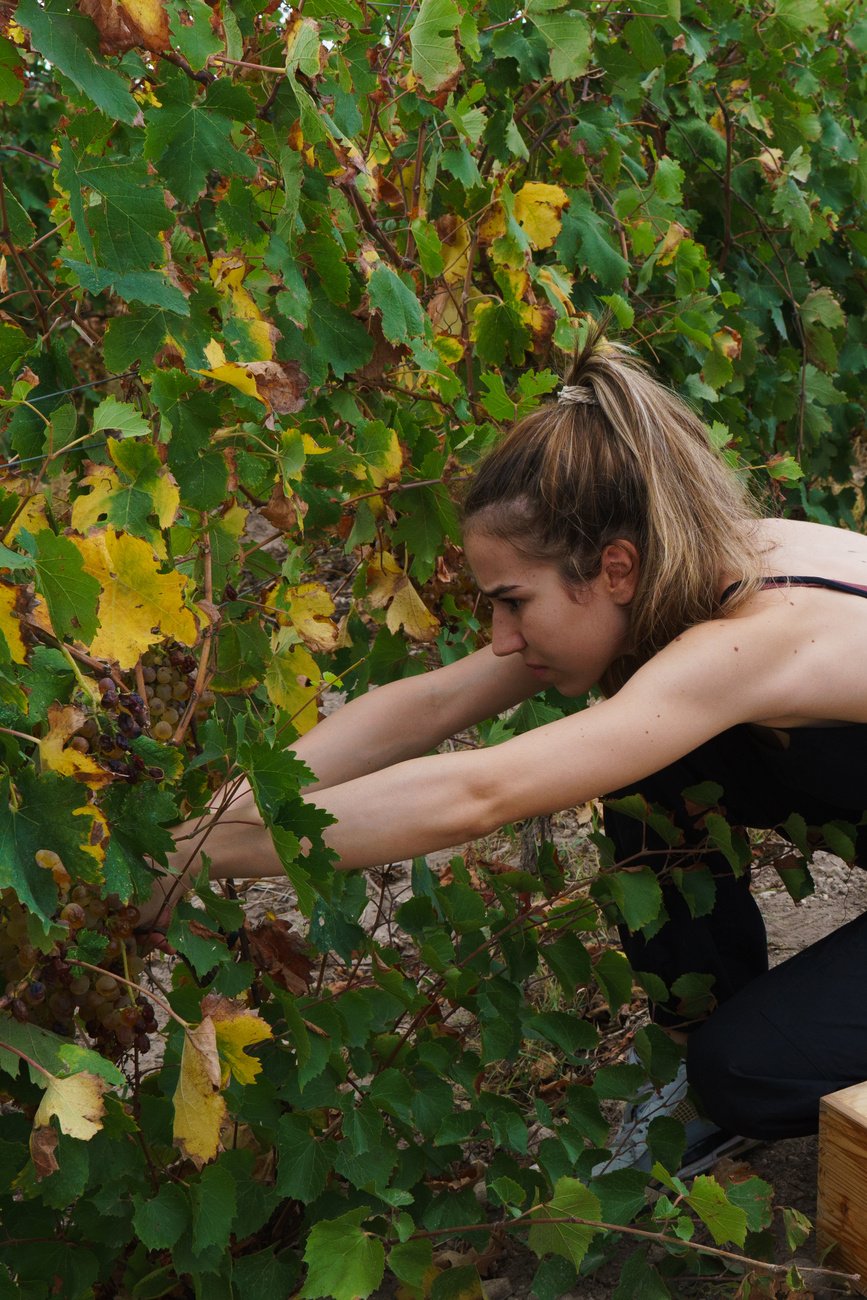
[478, 583, 521, 599]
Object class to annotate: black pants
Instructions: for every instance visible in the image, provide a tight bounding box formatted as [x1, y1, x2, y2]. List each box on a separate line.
[603, 724, 867, 1140]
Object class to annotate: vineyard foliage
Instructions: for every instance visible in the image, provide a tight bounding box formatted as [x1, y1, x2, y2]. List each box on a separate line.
[0, 0, 864, 1293]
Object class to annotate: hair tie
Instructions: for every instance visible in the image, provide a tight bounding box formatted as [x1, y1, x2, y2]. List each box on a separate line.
[558, 384, 596, 406]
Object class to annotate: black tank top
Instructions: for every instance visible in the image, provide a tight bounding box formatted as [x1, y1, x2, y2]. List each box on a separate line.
[720, 575, 867, 821]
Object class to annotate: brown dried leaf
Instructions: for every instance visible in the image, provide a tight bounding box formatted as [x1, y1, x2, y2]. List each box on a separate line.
[260, 483, 301, 533]
[29, 1123, 59, 1180]
[242, 360, 308, 414]
[79, 0, 169, 53]
[246, 917, 314, 995]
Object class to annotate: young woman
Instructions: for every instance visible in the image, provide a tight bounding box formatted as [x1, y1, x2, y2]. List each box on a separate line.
[151, 325, 867, 1168]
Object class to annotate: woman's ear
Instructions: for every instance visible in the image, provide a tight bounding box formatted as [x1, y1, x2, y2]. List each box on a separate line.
[600, 540, 640, 604]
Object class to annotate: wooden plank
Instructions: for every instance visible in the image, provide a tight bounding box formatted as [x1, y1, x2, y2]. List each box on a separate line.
[817, 1082, 867, 1296]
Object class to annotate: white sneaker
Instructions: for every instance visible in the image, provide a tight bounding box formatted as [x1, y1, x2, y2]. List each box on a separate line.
[591, 1055, 754, 1180]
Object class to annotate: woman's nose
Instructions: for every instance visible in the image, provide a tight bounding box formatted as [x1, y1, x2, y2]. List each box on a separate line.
[491, 610, 526, 657]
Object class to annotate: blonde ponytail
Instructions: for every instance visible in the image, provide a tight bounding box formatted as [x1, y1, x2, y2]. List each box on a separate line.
[463, 322, 767, 687]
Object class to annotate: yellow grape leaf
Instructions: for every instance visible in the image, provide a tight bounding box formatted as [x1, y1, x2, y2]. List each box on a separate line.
[266, 582, 338, 653]
[657, 221, 690, 266]
[6, 491, 48, 543]
[119, 0, 169, 47]
[365, 550, 404, 607]
[513, 182, 569, 249]
[72, 528, 198, 670]
[38, 704, 111, 788]
[197, 341, 307, 414]
[203, 994, 273, 1087]
[264, 635, 321, 734]
[758, 147, 784, 183]
[366, 552, 439, 642]
[386, 581, 439, 642]
[500, 267, 529, 302]
[79, 0, 169, 52]
[354, 426, 403, 490]
[71, 466, 121, 534]
[173, 1017, 225, 1167]
[434, 336, 465, 365]
[713, 326, 742, 360]
[518, 298, 555, 342]
[210, 256, 276, 361]
[74, 804, 109, 869]
[0, 582, 26, 664]
[478, 204, 506, 245]
[439, 216, 471, 286]
[70, 455, 175, 559]
[33, 1070, 107, 1140]
[537, 265, 575, 313]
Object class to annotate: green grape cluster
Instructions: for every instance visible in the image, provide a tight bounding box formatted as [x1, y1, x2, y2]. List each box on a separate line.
[140, 646, 215, 744]
[2, 853, 157, 1058]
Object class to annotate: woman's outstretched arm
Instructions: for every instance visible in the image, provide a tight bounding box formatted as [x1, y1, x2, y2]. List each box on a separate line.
[152, 607, 791, 910]
[143, 645, 541, 916]
[288, 643, 541, 791]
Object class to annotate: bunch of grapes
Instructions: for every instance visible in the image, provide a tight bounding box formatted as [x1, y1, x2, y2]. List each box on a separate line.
[72, 684, 152, 784]
[139, 645, 214, 743]
[1, 856, 158, 1059]
[69, 644, 215, 779]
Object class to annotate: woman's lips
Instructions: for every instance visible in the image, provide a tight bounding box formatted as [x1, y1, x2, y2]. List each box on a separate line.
[525, 663, 550, 678]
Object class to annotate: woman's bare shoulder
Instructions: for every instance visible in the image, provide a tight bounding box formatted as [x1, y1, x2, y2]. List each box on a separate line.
[755, 516, 867, 584]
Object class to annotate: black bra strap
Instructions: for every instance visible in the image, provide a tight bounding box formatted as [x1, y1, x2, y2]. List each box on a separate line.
[720, 575, 867, 606]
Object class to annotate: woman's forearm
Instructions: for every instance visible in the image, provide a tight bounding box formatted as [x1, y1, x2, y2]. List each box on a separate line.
[288, 674, 452, 791]
[157, 749, 494, 900]
[289, 646, 538, 791]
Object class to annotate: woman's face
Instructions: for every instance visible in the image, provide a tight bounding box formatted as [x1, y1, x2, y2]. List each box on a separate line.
[464, 528, 637, 696]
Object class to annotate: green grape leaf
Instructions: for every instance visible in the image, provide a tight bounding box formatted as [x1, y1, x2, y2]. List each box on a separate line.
[527, 1176, 602, 1268]
[144, 77, 257, 206]
[191, 1161, 237, 1254]
[410, 0, 462, 91]
[301, 1207, 386, 1300]
[62, 261, 190, 315]
[685, 1175, 748, 1246]
[133, 1183, 191, 1251]
[32, 530, 100, 644]
[726, 1176, 773, 1232]
[388, 1239, 432, 1289]
[276, 1114, 335, 1201]
[15, 0, 138, 124]
[527, 8, 591, 81]
[605, 867, 664, 931]
[368, 265, 426, 343]
[57, 145, 173, 273]
[91, 395, 150, 440]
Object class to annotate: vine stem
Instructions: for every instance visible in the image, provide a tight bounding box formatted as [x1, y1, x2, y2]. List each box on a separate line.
[390, 1215, 860, 1283]
[340, 472, 467, 507]
[0, 1041, 53, 1080]
[208, 54, 285, 73]
[172, 528, 215, 746]
[69, 960, 188, 1030]
[0, 170, 48, 333]
[0, 726, 37, 744]
[712, 87, 734, 272]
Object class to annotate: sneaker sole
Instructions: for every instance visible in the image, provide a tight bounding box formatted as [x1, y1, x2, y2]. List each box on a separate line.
[675, 1132, 763, 1181]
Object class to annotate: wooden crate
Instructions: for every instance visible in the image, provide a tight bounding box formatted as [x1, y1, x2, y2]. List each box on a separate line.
[817, 1082, 867, 1295]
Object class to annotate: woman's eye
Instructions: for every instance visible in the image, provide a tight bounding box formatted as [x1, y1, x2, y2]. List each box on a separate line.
[502, 598, 521, 612]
